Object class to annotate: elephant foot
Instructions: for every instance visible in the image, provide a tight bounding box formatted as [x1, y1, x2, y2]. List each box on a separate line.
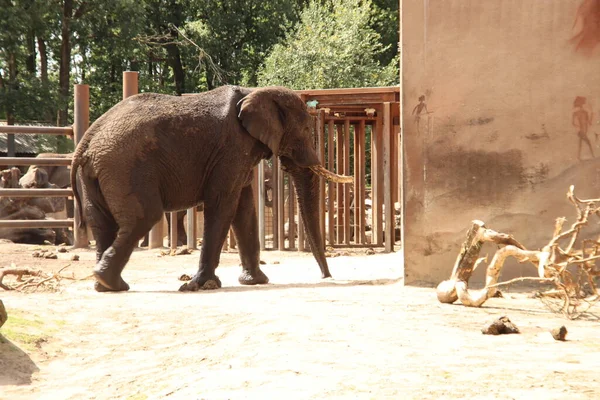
[93, 267, 130, 292]
[238, 268, 269, 285]
[94, 280, 130, 292]
[178, 274, 222, 292]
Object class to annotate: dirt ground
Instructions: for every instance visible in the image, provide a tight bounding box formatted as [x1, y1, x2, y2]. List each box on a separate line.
[1, 243, 599, 400]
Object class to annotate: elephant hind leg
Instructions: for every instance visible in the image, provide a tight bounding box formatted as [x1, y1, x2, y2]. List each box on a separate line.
[93, 186, 164, 292]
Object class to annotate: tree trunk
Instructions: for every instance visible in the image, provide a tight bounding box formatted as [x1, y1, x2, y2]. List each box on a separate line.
[58, 0, 73, 126]
[166, 42, 185, 94]
[6, 52, 17, 126]
[26, 30, 36, 74]
[37, 36, 48, 85]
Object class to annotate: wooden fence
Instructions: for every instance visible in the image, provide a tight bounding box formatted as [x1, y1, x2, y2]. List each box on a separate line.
[1, 73, 400, 253]
[0, 84, 90, 247]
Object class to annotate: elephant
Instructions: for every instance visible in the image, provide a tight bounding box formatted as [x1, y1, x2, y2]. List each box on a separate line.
[71, 85, 351, 292]
[24, 153, 73, 189]
[0, 166, 70, 245]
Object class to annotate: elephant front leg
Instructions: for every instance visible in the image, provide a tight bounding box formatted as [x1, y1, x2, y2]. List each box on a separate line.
[232, 185, 269, 285]
[179, 195, 239, 292]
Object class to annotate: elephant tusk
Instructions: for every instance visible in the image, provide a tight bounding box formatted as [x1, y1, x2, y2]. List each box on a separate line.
[309, 165, 354, 184]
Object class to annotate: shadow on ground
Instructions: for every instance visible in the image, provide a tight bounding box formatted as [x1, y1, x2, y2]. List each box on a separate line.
[0, 334, 39, 386]
[126, 277, 403, 294]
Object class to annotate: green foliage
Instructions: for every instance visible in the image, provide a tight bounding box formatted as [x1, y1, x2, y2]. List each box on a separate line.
[258, 0, 398, 89]
[0, 0, 399, 154]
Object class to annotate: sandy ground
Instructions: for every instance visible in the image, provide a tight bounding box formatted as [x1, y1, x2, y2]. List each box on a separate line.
[1, 243, 599, 400]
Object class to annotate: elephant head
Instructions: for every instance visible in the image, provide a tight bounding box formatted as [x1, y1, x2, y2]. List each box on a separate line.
[238, 87, 352, 278]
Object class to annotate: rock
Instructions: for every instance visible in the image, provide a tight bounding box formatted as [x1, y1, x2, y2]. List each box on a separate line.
[482, 316, 520, 335]
[70, 254, 80, 261]
[273, 261, 280, 265]
[178, 274, 192, 281]
[0, 299, 7, 328]
[44, 252, 58, 259]
[57, 247, 68, 253]
[365, 248, 375, 255]
[260, 260, 266, 265]
[491, 290, 503, 298]
[551, 326, 568, 341]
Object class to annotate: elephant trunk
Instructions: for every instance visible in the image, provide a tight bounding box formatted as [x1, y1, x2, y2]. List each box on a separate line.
[287, 164, 332, 279]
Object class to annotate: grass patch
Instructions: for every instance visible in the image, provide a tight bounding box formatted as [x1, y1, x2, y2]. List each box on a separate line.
[0, 309, 64, 352]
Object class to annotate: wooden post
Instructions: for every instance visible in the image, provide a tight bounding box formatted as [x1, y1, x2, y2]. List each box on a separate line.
[277, 161, 285, 250]
[288, 178, 296, 249]
[73, 84, 89, 248]
[122, 71, 138, 99]
[343, 119, 351, 244]
[317, 110, 326, 249]
[170, 211, 178, 251]
[258, 162, 266, 250]
[336, 124, 344, 244]
[272, 158, 279, 249]
[372, 111, 384, 245]
[327, 119, 335, 245]
[186, 208, 197, 249]
[7, 134, 15, 157]
[229, 228, 236, 249]
[354, 120, 366, 244]
[383, 102, 394, 252]
[359, 121, 366, 244]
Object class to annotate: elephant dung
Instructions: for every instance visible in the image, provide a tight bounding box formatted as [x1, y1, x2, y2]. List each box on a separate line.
[551, 326, 568, 341]
[481, 316, 520, 335]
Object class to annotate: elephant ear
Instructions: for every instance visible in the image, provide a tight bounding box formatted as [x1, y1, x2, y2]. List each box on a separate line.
[237, 88, 285, 156]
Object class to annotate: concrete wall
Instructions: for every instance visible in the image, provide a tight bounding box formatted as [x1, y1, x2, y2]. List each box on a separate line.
[402, 0, 600, 284]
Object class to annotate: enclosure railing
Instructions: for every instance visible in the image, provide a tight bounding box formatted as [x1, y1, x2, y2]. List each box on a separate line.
[0, 85, 90, 248]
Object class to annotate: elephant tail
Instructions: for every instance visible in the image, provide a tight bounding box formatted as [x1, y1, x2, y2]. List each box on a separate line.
[70, 156, 86, 230]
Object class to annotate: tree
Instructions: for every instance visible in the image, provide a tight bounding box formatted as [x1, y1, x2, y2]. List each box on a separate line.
[257, 0, 398, 90]
[184, 0, 305, 89]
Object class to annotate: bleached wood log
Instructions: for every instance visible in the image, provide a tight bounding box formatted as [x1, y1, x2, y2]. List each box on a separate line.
[436, 220, 528, 306]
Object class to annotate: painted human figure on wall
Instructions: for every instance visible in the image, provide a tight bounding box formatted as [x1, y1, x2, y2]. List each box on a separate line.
[570, 0, 600, 56]
[412, 95, 430, 134]
[572, 96, 595, 160]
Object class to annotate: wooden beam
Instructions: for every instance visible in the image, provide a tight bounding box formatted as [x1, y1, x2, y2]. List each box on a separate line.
[0, 188, 72, 197]
[288, 177, 296, 250]
[272, 158, 279, 249]
[0, 219, 73, 228]
[0, 126, 73, 135]
[383, 102, 394, 253]
[1, 157, 72, 166]
[73, 84, 89, 248]
[372, 111, 384, 246]
[186, 208, 197, 250]
[336, 123, 344, 244]
[277, 160, 285, 250]
[317, 110, 326, 249]
[344, 119, 351, 244]
[327, 119, 335, 246]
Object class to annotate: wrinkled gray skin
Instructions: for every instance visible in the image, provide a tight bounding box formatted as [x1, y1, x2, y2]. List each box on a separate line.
[71, 86, 338, 292]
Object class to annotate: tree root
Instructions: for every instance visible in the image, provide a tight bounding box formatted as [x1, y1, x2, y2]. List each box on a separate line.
[437, 186, 600, 319]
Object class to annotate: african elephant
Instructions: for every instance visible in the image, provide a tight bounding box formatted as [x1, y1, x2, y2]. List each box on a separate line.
[71, 85, 351, 292]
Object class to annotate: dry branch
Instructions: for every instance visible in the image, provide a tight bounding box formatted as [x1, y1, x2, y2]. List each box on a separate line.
[437, 186, 600, 319]
[0, 263, 85, 292]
